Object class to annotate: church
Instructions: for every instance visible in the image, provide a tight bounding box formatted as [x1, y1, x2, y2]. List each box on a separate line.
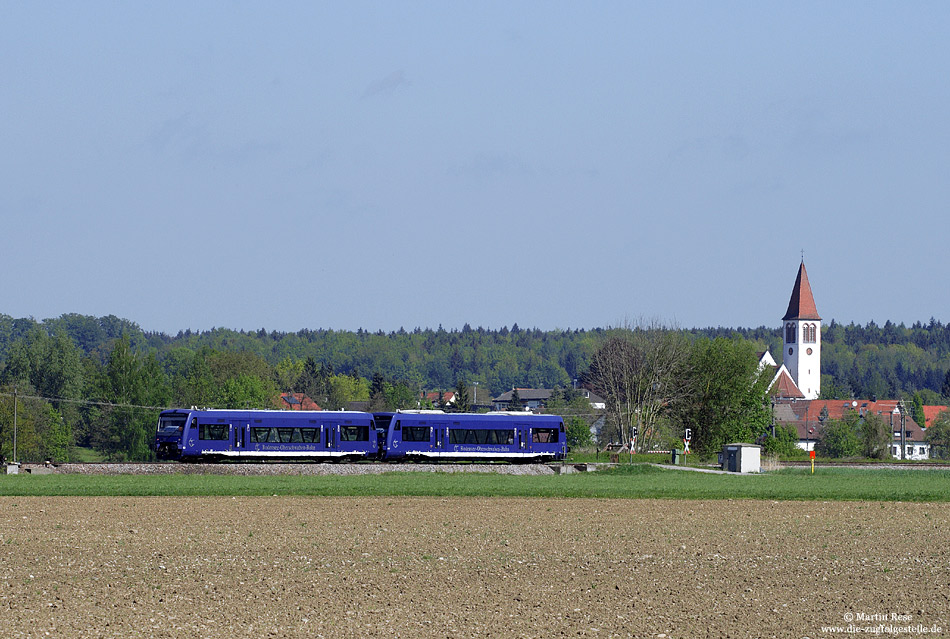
[762, 262, 933, 460]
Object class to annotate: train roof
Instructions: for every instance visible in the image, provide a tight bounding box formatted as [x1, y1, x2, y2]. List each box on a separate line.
[391, 411, 562, 422]
[160, 408, 373, 418]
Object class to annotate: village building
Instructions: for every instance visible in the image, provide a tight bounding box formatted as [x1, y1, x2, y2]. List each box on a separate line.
[491, 388, 606, 412]
[421, 390, 456, 407]
[278, 392, 321, 411]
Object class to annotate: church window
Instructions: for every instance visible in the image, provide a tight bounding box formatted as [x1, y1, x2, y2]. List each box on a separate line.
[785, 323, 796, 344]
[803, 323, 817, 344]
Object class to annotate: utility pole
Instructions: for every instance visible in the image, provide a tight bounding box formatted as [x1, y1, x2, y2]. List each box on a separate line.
[13, 386, 18, 464]
[898, 399, 907, 460]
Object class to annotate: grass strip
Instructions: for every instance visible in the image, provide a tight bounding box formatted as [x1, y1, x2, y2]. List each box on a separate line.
[2, 465, 950, 501]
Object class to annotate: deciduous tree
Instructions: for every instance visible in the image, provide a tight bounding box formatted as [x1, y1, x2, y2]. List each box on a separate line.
[859, 412, 890, 460]
[585, 326, 692, 451]
[816, 411, 861, 458]
[672, 337, 772, 457]
[925, 409, 950, 459]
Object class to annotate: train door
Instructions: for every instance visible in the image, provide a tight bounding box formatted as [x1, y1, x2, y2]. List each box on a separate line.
[233, 422, 246, 457]
[433, 422, 446, 460]
[325, 423, 336, 452]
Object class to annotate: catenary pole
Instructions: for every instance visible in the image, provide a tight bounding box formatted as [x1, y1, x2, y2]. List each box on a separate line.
[13, 386, 17, 464]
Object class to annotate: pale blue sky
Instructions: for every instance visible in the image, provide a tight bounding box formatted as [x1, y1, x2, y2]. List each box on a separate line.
[2, 1, 948, 333]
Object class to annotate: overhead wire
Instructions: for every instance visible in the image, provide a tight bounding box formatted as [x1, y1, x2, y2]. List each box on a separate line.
[0, 390, 168, 412]
[0, 391, 608, 417]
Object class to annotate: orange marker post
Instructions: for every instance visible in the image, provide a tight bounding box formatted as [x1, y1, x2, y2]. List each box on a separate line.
[809, 450, 815, 474]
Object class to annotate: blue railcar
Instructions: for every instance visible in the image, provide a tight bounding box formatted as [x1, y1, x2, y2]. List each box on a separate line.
[382, 411, 566, 462]
[154, 408, 377, 462]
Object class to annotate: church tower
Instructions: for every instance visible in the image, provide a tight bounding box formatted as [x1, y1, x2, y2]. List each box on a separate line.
[782, 261, 821, 400]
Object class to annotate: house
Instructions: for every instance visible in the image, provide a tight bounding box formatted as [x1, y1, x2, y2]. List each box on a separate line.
[491, 388, 606, 412]
[773, 398, 930, 460]
[278, 392, 322, 411]
[422, 391, 456, 407]
[492, 389, 550, 411]
[578, 389, 606, 410]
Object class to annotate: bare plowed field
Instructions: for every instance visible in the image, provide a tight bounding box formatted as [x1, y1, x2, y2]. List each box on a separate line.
[1, 498, 948, 638]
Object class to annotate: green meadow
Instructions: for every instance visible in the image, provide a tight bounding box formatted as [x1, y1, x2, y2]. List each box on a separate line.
[2, 465, 949, 501]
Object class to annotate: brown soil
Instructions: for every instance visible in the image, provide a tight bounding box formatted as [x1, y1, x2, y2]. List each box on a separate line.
[1, 498, 948, 638]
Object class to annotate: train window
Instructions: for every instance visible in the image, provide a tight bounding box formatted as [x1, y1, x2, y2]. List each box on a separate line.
[532, 428, 558, 443]
[394, 421, 401, 431]
[449, 429, 514, 445]
[277, 428, 295, 443]
[250, 428, 270, 443]
[340, 425, 369, 441]
[300, 428, 318, 443]
[403, 426, 429, 442]
[198, 424, 229, 441]
[290, 429, 304, 443]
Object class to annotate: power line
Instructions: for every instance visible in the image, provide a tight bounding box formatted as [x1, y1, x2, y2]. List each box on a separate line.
[0, 391, 168, 412]
[0, 391, 607, 417]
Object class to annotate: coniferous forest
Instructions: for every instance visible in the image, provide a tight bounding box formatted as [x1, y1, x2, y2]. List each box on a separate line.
[1, 312, 949, 462]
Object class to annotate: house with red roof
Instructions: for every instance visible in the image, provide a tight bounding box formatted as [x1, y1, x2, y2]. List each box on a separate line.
[278, 392, 322, 411]
[422, 391, 456, 407]
[773, 398, 930, 459]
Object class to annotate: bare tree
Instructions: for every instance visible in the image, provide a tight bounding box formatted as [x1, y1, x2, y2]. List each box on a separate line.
[585, 322, 692, 452]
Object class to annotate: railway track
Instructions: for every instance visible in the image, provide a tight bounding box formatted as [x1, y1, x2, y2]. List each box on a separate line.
[14, 461, 562, 476]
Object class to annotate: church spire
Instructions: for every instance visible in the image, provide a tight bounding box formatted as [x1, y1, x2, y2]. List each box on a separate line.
[782, 261, 821, 321]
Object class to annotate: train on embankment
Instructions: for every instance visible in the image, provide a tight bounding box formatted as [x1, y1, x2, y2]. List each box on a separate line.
[154, 408, 567, 463]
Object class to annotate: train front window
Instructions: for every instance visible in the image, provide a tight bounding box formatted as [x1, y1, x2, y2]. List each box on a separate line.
[158, 416, 187, 432]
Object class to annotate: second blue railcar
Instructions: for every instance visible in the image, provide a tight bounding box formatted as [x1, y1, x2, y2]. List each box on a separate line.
[382, 411, 566, 462]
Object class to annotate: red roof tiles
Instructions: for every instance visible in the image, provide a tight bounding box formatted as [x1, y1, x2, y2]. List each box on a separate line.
[774, 399, 925, 442]
[772, 369, 805, 399]
[923, 405, 949, 428]
[279, 392, 322, 411]
[782, 261, 821, 321]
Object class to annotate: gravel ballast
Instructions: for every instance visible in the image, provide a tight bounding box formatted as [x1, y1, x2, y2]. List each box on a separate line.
[19, 462, 560, 476]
